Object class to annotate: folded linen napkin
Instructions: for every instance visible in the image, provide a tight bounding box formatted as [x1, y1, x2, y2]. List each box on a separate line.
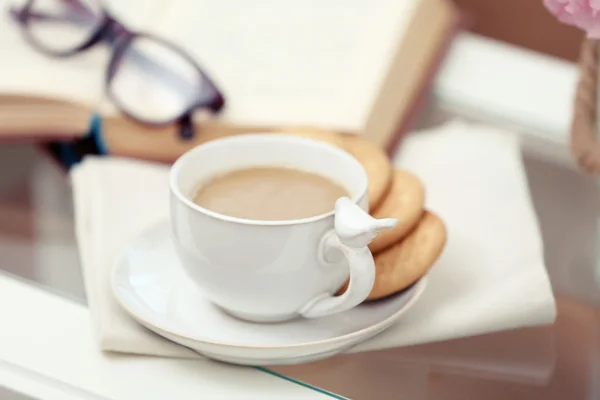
[72, 119, 556, 358]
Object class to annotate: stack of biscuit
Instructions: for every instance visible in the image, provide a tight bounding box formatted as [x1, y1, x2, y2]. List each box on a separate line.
[283, 128, 447, 302]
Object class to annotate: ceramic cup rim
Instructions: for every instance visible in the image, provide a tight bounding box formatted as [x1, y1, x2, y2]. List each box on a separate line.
[169, 133, 369, 227]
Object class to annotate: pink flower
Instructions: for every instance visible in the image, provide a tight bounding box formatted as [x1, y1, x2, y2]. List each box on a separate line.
[544, 0, 600, 38]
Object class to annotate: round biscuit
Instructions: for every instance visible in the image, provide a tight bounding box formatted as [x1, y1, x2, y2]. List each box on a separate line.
[368, 169, 425, 253]
[340, 135, 392, 210]
[278, 127, 345, 148]
[337, 211, 446, 301]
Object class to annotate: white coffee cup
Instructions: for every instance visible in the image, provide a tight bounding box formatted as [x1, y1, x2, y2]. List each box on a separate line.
[169, 134, 397, 322]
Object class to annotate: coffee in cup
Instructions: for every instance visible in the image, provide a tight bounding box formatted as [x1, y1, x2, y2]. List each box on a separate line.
[192, 166, 349, 221]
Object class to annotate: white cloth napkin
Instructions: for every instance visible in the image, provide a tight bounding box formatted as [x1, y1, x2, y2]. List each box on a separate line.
[71, 119, 556, 358]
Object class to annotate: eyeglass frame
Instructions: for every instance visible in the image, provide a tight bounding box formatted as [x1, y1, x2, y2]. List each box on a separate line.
[10, 0, 225, 140]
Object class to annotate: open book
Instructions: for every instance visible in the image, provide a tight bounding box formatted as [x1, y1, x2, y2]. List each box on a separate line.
[1, 0, 458, 161]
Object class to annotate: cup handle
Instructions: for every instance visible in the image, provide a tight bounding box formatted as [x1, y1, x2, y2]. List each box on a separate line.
[299, 197, 397, 319]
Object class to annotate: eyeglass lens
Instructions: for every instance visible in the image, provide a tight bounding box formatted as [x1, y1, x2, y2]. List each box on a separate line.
[13, 0, 224, 137]
[110, 37, 205, 124]
[24, 0, 103, 53]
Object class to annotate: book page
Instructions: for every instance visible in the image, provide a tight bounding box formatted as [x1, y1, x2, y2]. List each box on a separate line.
[151, 0, 418, 132]
[0, 0, 164, 110]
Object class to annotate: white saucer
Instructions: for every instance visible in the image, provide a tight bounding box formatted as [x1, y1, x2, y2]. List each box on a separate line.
[111, 222, 427, 366]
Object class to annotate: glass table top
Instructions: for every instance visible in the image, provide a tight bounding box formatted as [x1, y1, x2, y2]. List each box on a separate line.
[2, 109, 600, 399]
[0, 386, 38, 400]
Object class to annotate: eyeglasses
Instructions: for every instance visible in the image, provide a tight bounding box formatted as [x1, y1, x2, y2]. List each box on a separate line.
[9, 0, 225, 140]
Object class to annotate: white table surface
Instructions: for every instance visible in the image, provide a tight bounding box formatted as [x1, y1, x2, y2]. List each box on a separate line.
[1, 31, 597, 400]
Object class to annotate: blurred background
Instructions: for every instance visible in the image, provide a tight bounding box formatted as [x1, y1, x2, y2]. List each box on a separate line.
[456, 0, 583, 61]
